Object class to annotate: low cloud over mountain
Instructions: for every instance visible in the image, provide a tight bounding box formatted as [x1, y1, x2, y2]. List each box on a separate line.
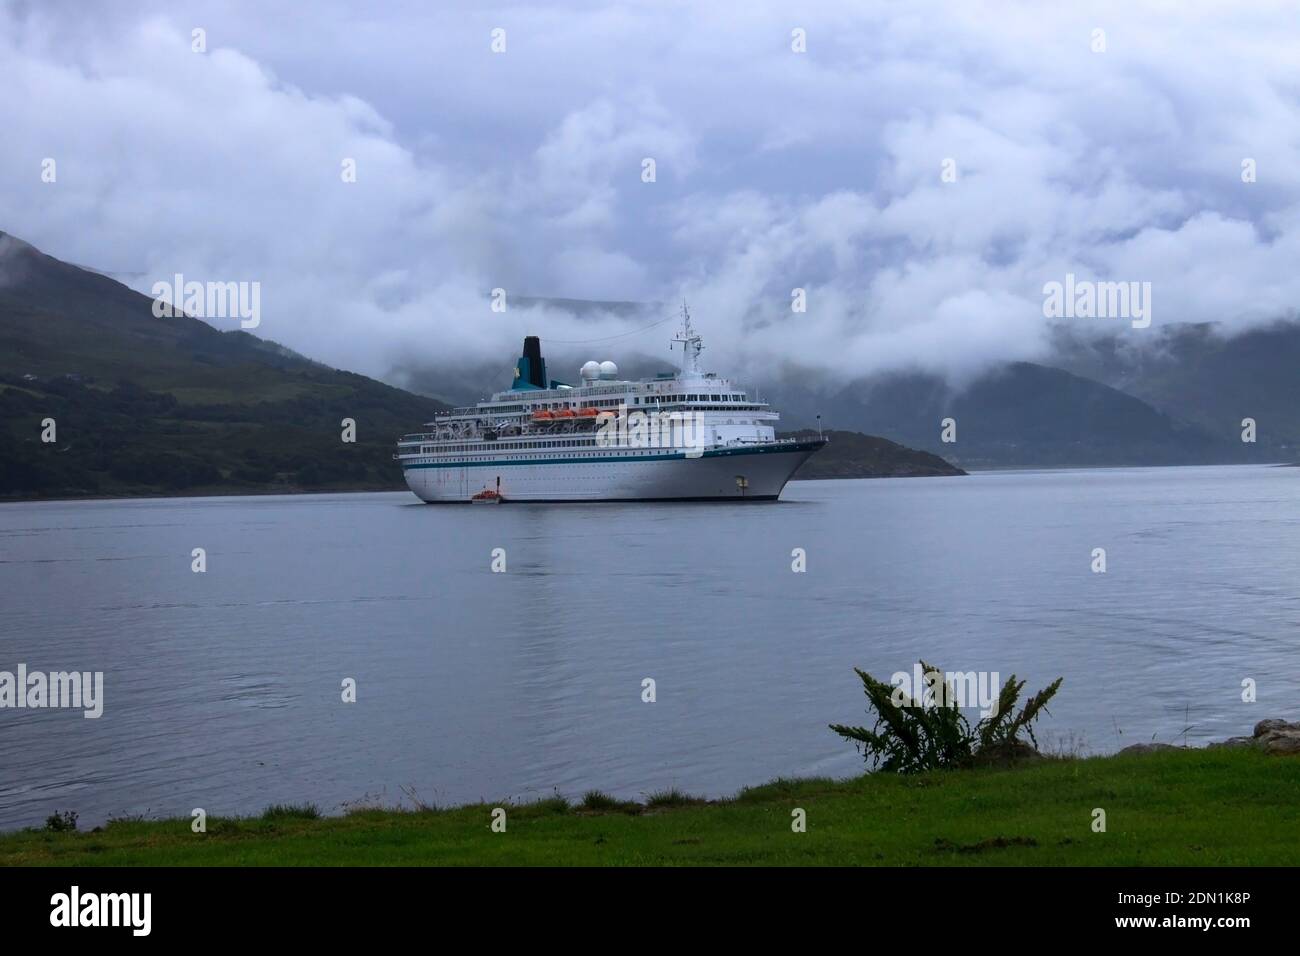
[4, 1, 1300, 389]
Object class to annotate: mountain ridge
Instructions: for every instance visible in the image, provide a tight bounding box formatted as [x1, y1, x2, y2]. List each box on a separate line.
[0, 231, 450, 497]
[0, 232, 962, 498]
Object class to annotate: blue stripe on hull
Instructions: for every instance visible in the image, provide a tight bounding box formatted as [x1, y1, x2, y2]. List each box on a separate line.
[400, 439, 826, 470]
[423, 495, 781, 504]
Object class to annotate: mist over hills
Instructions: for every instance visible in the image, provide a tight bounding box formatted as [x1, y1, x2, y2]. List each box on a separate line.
[1048, 322, 1300, 452]
[2, 230, 1291, 500]
[391, 296, 1297, 469]
[0, 233, 956, 497]
[9, 214, 1288, 475]
[0, 231, 447, 497]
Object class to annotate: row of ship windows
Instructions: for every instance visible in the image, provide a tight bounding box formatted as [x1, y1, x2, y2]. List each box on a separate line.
[653, 394, 743, 403]
[423, 449, 683, 460]
[417, 422, 769, 454]
[500, 394, 747, 410]
[422, 439, 610, 453]
[567, 394, 747, 406]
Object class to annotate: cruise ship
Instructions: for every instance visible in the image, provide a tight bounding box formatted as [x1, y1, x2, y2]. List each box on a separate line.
[395, 309, 826, 502]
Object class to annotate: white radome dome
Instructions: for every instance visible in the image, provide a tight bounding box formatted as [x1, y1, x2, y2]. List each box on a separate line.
[580, 361, 601, 381]
[599, 360, 619, 380]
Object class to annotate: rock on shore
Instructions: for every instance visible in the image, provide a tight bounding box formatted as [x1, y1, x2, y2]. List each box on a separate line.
[1124, 718, 1300, 756]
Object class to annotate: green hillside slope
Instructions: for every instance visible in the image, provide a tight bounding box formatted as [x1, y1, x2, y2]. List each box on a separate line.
[0, 232, 446, 498]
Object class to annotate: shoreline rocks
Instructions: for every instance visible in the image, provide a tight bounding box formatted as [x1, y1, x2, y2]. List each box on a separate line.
[1254, 719, 1300, 755]
[1121, 718, 1300, 756]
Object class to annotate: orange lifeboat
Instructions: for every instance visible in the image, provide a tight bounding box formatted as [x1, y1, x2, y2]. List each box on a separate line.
[576, 407, 599, 418]
[532, 409, 555, 420]
[556, 408, 576, 418]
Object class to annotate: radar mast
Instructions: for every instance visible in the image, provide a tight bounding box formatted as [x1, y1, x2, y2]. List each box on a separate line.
[671, 302, 705, 379]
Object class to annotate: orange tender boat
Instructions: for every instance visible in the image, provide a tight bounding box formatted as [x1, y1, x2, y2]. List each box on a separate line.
[472, 478, 504, 503]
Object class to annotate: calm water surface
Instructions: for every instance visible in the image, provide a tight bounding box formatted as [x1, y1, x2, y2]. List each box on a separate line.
[1, 465, 1297, 830]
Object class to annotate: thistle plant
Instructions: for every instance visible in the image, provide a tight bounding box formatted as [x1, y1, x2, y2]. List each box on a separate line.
[830, 661, 1062, 773]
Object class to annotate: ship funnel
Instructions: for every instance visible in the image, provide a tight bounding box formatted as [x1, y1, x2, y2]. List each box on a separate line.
[512, 335, 549, 390]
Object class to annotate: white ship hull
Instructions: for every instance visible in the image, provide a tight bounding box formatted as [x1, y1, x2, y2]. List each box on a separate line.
[402, 440, 824, 502]
[397, 314, 828, 503]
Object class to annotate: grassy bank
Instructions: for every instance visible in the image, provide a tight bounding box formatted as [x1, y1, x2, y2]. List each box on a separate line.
[3, 748, 1298, 866]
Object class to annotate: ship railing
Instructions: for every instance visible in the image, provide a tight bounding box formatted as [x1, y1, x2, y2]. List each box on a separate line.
[725, 436, 809, 447]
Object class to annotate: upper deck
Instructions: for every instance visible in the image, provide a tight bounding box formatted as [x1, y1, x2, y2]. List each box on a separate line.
[432, 378, 770, 422]
[397, 309, 789, 455]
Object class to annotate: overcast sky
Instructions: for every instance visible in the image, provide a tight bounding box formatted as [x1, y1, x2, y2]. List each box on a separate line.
[4, 0, 1300, 385]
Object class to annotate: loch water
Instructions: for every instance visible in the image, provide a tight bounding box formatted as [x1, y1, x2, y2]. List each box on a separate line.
[1, 465, 1297, 830]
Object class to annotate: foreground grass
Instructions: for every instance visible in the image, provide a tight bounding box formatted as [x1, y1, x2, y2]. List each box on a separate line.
[3, 748, 1298, 866]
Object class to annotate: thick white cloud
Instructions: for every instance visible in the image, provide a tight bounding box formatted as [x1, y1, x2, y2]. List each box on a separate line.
[3, 0, 1299, 385]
